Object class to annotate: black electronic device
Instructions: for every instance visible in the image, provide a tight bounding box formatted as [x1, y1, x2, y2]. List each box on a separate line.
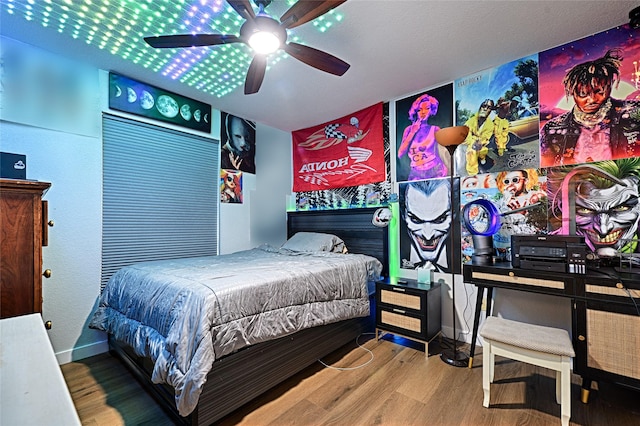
[511, 234, 587, 274]
[0, 152, 26, 179]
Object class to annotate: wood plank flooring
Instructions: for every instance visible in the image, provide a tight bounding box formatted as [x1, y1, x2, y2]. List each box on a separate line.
[61, 334, 640, 425]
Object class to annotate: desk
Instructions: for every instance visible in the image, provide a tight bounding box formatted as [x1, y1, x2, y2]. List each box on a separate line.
[0, 314, 81, 426]
[464, 262, 640, 403]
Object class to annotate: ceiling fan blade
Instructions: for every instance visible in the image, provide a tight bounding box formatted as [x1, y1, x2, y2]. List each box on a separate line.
[144, 34, 241, 48]
[284, 42, 350, 76]
[244, 55, 268, 95]
[227, 0, 256, 21]
[280, 0, 347, 29]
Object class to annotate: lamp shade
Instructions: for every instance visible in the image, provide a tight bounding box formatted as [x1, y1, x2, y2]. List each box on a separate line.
[435, 125, 469, 147]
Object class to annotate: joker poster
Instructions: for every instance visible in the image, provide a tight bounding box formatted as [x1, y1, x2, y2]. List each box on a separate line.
[292, 103, 385, 192]
[399, 177, 461, 274]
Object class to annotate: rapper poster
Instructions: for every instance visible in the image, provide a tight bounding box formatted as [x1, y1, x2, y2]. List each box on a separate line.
[398, 177, 461, 274]
[455, 54, 540, 177]
[395, 83, 454, 182]
[546, 158, 640, 261]
[460, 169, 548, 263]
[539, 25, 640, 168]
[220, 112, 256, 174]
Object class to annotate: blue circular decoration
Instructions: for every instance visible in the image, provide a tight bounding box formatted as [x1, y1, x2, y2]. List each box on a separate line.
[462, 199, 501, 236]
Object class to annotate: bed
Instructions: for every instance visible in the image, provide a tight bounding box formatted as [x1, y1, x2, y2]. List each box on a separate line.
[91, 207, 388, 425]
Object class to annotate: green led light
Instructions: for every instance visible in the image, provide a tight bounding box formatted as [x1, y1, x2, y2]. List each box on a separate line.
[1, 0, 346, 97]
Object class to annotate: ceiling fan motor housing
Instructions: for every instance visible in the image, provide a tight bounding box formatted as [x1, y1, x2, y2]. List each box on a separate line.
[240, 15, 288, 46]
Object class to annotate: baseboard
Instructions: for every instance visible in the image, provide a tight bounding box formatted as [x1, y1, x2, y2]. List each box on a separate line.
[55, 339, 109, 365]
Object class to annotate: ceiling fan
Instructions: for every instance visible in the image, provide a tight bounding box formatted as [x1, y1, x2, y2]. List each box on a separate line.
[144, 0, 350, 95]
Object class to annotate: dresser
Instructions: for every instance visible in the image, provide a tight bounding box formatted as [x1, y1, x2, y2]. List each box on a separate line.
[375, 278, 441, 355]
[0, 179, 51, 319]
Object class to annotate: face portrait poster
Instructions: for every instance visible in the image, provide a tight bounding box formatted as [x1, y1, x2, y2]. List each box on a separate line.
[220, 169, 243, 203]
[546, 158, 640, 257]
[220, 112, 256, 174]
[396, 83, 453, 182]
[459, 170, 548, 263]
[539, 25, 640, 168]
[398, 177, 461, 274]
[455, 54, 540, 177]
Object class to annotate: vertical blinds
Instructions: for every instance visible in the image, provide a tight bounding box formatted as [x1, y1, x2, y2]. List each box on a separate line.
[101, 113, 219, 290]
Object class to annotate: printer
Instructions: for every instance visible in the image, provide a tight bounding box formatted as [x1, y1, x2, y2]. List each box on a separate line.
[511, 234, 587, 274]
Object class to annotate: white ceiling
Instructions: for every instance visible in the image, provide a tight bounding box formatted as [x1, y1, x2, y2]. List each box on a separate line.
[1, 1, 637, 132]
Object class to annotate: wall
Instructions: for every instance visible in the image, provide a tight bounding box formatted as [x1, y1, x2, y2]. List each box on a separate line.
[1, 38, 292, 363]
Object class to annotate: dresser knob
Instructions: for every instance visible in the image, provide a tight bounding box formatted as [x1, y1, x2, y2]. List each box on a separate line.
[43, 269, 52, 278]
[45, 321, 52, 330]
[578, 335, 585, 341]
[508, 272, 514, 277]
[616, 283, 623, 289]
[48, 220, 54, 227]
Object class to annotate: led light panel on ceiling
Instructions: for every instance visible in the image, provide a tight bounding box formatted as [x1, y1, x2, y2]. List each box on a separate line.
[1, 0, 345, 97]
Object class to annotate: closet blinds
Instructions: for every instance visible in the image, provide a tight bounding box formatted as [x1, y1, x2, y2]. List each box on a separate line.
[101, 114, 219, 290]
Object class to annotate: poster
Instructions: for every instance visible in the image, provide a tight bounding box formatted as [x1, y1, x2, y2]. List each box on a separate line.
[455, 54, 540, 177]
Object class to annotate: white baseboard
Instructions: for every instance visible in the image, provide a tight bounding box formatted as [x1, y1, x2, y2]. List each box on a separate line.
[55, 340, 109, 365]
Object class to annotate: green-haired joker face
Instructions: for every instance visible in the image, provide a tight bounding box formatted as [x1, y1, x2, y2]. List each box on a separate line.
[575, 177, 639, 253]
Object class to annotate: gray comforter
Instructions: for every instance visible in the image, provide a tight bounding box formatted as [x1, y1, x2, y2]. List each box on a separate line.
[89, 245, 382, 416]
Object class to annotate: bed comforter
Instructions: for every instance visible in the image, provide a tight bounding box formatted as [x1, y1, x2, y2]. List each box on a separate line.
[89, 244, 382, 416]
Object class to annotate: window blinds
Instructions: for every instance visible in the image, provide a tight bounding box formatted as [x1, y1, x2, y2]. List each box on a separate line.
[101, 113, 219, 290]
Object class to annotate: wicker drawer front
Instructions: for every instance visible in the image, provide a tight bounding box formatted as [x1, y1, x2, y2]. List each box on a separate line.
[380, 288, 421, 310]
[587, 309, 640, 380]
[380, 309, 422, 334]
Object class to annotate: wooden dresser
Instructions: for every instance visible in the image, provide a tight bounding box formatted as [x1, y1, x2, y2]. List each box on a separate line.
[0, 179, 51, 319]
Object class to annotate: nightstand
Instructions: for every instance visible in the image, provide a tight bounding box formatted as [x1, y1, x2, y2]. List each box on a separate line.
[375, 278, 441, 356]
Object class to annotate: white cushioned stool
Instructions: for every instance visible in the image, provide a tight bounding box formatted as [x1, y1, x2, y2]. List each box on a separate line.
[479, 316, 575, 426]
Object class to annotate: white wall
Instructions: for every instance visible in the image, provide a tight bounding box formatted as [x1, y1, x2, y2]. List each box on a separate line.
[1, 40, 292, 363]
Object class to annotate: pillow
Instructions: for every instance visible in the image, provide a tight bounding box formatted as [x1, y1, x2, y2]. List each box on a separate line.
[281, 232, 347, 253]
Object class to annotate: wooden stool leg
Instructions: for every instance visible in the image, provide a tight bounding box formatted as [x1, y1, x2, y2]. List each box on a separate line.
[482, 340, 491, 408]
[561, 356, 571, 426]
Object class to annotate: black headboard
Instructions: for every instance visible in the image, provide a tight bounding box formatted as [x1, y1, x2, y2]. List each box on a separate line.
[287, 207, 389, 278]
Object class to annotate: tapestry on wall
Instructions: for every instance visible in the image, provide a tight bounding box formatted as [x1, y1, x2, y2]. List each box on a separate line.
[220, 112, 256, 174]
[539, 25, 640, 168]
[398, 177, 461, 274]
[108, 72, 212, 133]
[220, 169, 243, 204]
[459, 169, 548, 263]
[396, 83, 454, 182]
[455, 54, 540, 177]
[294, 103, 391, 210]
[292, 103, 386, 192]
[546, 158, 640, 260]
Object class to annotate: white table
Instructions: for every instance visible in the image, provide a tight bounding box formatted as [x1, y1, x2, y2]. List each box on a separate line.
[0, 313, 81, 426]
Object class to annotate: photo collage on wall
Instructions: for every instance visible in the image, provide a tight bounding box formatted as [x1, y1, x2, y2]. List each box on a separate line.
[289, 24, 640, 273]
[393, 24, 640, 273]
[220, 111, 257, 204]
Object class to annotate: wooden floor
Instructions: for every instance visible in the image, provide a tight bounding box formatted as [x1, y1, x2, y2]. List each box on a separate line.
[61, 334, 640, 426]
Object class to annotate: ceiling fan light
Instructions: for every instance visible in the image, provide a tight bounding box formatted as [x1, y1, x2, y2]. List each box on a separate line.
[248, 30, 280, 54]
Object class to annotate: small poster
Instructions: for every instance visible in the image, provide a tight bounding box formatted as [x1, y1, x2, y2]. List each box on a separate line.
[220, 169, 243, 204]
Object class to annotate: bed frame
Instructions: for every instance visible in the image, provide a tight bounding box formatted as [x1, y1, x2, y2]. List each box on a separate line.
[109, 207, 388, 425]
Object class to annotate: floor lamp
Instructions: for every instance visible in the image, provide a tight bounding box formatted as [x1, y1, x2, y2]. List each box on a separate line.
[435, 125, 470, 368]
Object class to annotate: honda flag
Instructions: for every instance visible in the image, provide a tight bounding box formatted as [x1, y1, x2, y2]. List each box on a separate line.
[292, 103, 385, 192]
